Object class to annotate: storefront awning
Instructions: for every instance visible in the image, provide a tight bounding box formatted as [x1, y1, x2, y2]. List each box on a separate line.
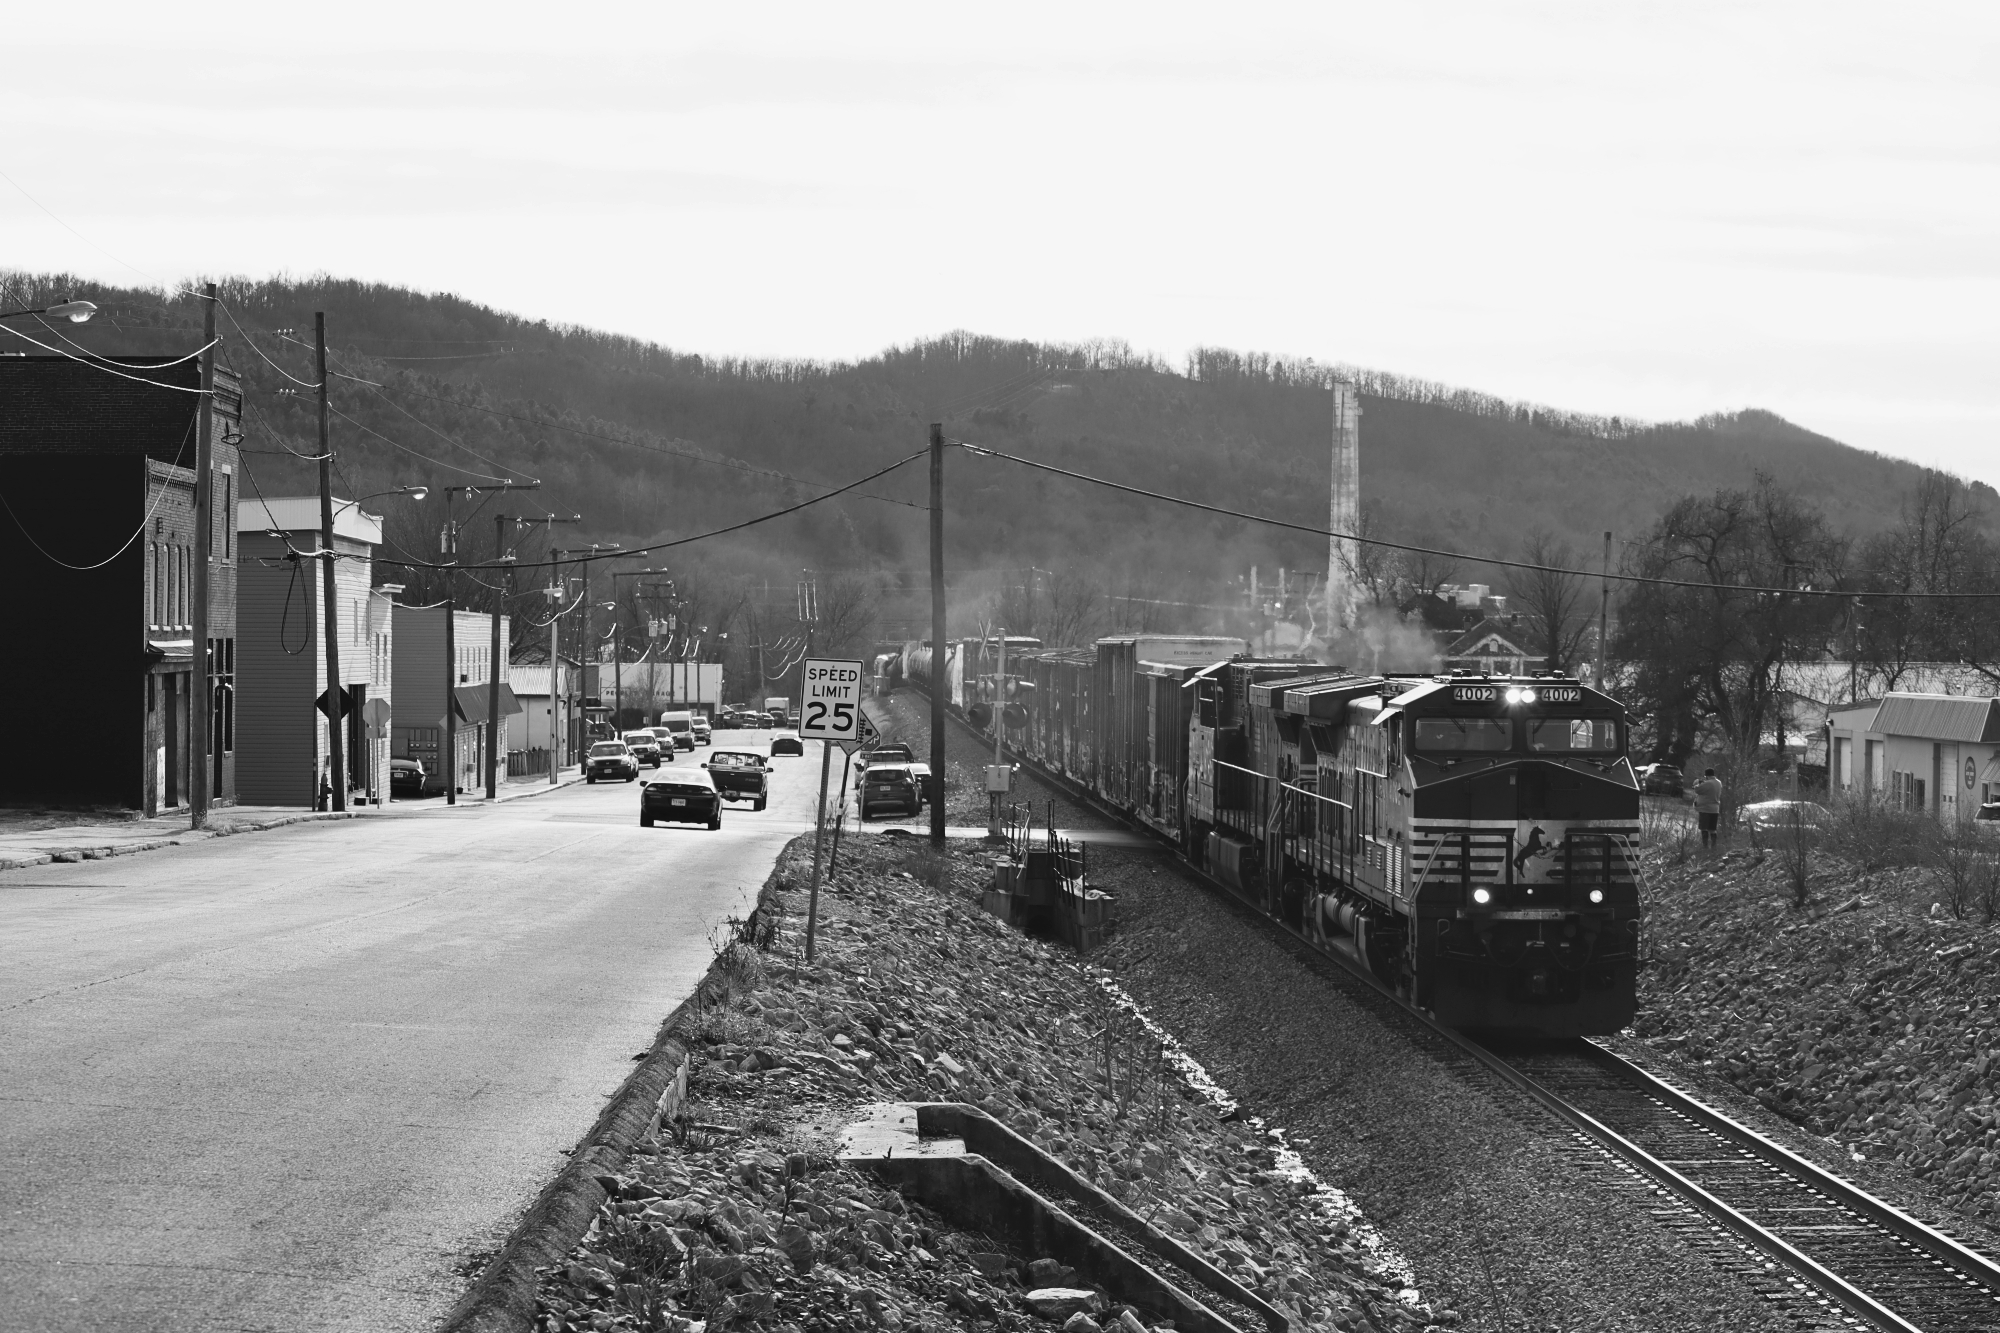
[446, 683, 524, 727]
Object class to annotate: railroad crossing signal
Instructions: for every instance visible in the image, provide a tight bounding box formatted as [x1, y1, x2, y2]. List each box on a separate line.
[798, 659, 863, 741]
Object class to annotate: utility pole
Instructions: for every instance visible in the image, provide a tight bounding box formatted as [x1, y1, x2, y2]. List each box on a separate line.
[189, 282, 217, 828]
[442, 480, 537, 804]
[1595, 530, 1611, 690]
[487, 513, 513, 800]
[316, 313, 346, 813]
[443, 488, 458, 805]
[988, 627, 1007, 840]
[548, 550, 565, 784]
[533, 518, 582, 782]
[929, 422, 947, 846]
[481, 495, 544, 799]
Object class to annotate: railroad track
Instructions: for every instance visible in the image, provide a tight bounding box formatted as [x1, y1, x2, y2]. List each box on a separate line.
[906, 686, 2000, 1330]
[1480, 1038, 2000, 1332]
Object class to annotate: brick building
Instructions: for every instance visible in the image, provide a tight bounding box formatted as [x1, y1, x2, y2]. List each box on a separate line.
[235, 496, 393, 806]
[0, 354, 241, 812]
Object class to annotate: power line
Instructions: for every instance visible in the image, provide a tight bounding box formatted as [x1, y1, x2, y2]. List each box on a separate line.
[371, 449, 928, 575]
[326, 405, 515, 484]
[0, 322, 214, 393]
[952, 439, 2000, 602]
[358, 377, 927, 509]
[0, 419, 196, 570]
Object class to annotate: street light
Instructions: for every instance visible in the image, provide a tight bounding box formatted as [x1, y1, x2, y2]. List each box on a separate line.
[332, 484, 429, 516]
[0, 298, 97, 323]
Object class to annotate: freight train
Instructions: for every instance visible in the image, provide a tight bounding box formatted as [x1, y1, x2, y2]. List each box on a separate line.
[901, 635, 1643, 1037]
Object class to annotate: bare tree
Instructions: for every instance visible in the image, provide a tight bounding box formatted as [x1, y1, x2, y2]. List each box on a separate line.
[1399, 530, 1460, 601]
[1508, 530, 1593, 675]
[813, 574, 878, 661]
[1041, 567, 1104, 648]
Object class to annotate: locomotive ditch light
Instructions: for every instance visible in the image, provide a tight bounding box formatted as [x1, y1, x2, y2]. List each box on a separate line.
[1589, 889, 1605, 904]
[1472, 887, 1492, 905]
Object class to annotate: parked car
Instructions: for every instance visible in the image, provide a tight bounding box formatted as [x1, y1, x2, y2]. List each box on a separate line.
[1638, 763, 1685, 797]
[389, 758, 437, 799]
[622, 730, 665, 767]
[771, 734, 805, 757]
[751, 711, 775, 729]
[860, 742, 916, 769]
[704, 748, 770, 810]
[587, 741, 640, 784]
[859, 762, 924, 820]
[640, 768, 722, 830]
[1740, 799, 1832, 834]
[691, 716, 712, 746]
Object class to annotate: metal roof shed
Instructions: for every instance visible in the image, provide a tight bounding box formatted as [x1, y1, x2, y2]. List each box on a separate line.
[1871, 694, 2000, 744]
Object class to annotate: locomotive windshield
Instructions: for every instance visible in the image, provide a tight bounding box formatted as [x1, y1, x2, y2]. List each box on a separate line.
[1526, 716, 1621, 753]
[1413, 717, 1513, 752]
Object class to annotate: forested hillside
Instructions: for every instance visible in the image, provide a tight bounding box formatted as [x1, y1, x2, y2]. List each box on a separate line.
[4, 271, 1978, 661]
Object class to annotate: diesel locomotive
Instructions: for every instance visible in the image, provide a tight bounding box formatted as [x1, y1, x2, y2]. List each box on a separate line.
[902, 635, 1643, 1037]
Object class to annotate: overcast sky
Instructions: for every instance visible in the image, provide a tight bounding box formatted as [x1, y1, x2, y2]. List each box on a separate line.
[6, 2, 1995, 479]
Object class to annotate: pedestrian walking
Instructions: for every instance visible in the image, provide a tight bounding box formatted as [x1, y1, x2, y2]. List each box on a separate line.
[1693, 768, 1724, 848]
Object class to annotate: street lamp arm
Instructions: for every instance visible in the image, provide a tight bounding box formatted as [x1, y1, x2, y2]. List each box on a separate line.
[0, 299, 97, 323]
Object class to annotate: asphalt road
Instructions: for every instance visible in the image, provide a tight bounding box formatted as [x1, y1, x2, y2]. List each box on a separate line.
[0, 734, 835, 1333]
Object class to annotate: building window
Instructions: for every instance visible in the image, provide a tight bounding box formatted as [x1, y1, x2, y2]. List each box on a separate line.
[221, 472, 234, 558]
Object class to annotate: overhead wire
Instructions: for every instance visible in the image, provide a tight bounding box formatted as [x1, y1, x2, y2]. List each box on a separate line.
[371, 448, 929, 575]
[0, 321, 213, 393]
[211, 298, 323, 389]
[356, 378, 926, 509]
[0, 418, 196, 570]
[951, 439, 2000, 602]
[327, 405, 515, 484]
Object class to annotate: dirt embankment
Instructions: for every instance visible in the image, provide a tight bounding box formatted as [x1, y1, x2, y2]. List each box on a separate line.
[1630, 838, 2000, 1243]
[535, 834, 1435, 1333]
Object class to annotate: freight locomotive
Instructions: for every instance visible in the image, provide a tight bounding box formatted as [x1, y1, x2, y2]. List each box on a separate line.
[902, 635, 1643, 1037]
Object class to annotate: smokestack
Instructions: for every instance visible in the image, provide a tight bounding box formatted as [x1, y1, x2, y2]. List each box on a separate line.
[1326, 381, 1361, 634]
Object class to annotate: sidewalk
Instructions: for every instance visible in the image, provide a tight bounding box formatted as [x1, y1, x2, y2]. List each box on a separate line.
[0, 768, 587, 871]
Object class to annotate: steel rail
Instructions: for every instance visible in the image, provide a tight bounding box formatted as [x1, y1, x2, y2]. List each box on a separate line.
[1577, 1039, 2000, 1297]
[911, 686, 1977, 1331]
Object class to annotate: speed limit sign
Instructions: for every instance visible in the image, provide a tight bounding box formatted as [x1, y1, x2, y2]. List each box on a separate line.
[799, 659, 864, 741]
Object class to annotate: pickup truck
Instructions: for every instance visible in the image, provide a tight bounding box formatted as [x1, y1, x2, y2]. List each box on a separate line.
[703, 747, 770, 811]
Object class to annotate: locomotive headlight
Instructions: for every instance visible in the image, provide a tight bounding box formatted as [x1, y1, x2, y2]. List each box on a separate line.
[1589, 889, 1605, 904]
[1521, 688, 1537, 703]
[1472, 887, 1492, 905]
[1503, 688, 1522, 704]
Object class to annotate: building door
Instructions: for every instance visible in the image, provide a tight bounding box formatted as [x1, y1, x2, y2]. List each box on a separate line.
[164, 673, 182, 808]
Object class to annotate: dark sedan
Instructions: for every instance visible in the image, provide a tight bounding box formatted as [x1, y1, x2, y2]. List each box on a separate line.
[641, 769, 723, 829]
[587, 741, 640, 784]
[389, 758, 439, 799]
[859, 762, 923, 820]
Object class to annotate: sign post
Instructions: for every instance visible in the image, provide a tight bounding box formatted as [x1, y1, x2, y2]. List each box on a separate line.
[799, 658, 863, 961]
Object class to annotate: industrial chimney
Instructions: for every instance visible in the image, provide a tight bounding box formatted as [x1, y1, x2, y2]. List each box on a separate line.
[1326, 381, 1361, 634]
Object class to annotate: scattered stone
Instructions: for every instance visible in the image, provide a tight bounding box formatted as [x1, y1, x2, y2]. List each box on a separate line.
[1026, 1288, 1104, 1321]
[1062, 1313, 1104, 1333]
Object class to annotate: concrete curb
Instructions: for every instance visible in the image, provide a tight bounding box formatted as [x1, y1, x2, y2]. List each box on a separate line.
[438, 1011, 696, 1333]
[437, 838, 790, 1333]
[0, 810, 366, 872]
